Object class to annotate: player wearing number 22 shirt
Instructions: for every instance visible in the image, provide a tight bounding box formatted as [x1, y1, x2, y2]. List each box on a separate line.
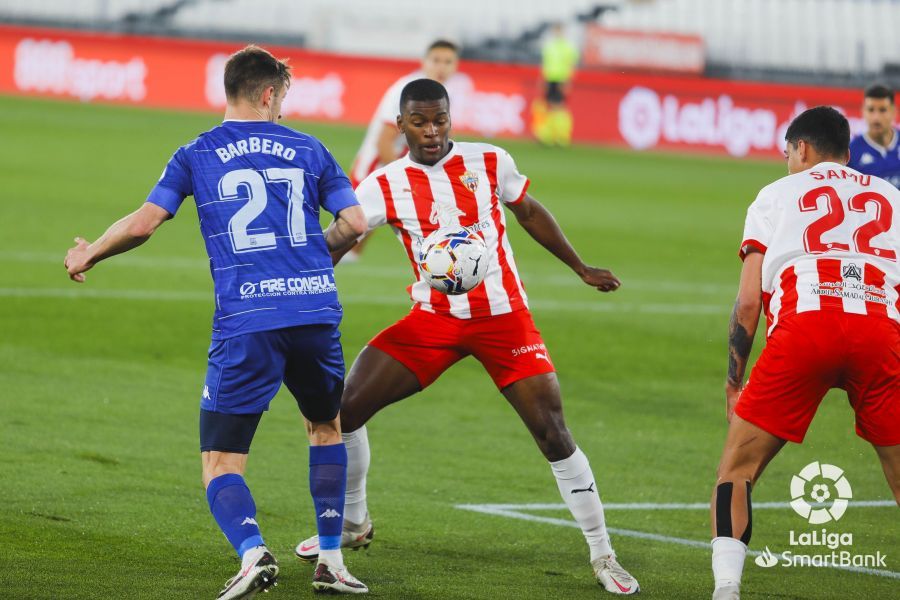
[709, 106, 899, 600]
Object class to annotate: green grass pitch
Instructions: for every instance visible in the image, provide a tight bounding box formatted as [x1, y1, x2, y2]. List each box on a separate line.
[0, 95, 896, 599]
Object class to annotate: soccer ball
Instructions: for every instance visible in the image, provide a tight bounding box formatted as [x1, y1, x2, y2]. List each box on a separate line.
[417, 227, 488, 295]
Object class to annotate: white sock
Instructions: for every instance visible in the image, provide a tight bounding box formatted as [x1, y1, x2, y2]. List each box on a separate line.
[318, 549, 344, 570]
[550, 447, 613, 560]
[342, 426, 370, 525]
[711, 536, 746, 589]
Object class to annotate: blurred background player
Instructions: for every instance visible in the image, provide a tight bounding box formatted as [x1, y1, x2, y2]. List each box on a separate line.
[533, 22, 579, 147]
[295, 79, 640, 595]
[344, 39, 460, 262]
[64, 45, 370, 597]
[710, 106, 900, 600]
[848, 83, 900, 188]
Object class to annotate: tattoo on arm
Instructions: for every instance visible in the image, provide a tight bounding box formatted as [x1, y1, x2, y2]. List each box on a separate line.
[727, 301, 754, 387]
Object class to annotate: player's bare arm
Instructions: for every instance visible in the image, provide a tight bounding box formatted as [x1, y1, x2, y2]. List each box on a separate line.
[64, 202, 170, 282]
[324, 205, 367, 259]
[507, 193, 621, 292]
[725, 250, 763, 421]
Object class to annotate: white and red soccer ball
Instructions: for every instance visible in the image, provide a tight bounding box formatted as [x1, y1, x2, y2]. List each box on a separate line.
[417, 227, 488, 295]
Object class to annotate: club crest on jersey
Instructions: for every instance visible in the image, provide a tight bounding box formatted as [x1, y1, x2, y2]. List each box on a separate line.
[842, 263, 862, 281]
[459, 171, 479, 193]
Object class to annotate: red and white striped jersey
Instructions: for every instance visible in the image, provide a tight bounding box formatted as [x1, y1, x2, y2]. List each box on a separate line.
[740, 162, 900, 335]
[355, 141, 531, 319]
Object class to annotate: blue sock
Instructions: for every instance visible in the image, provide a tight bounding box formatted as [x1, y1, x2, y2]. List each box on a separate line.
[206, 473, 264, 558]
[309, 444, 348, 551]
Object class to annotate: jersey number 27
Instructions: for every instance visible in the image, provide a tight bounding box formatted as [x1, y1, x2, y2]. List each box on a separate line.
[219, 168, 307, 253]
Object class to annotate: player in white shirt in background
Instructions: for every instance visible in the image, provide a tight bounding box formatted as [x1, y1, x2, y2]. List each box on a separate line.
[345, 40, 461, 262]
[710, 106, 900, 600]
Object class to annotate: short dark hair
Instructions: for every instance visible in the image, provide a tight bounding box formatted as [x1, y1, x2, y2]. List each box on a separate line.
[426, 39, 459, 55]
[864, 83, 895, 105]
[784, 106, 850, 159]
[399, 78, 449, 113]
[224, 45, 291, 103]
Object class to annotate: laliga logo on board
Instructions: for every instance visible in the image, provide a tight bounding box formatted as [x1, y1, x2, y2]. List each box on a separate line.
[618, 86, 808, 157]
[789, 461, 852, 524]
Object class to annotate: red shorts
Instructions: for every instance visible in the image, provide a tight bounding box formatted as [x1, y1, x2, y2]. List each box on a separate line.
[368, 307, 555, 390]
[736, 312, 900, 446]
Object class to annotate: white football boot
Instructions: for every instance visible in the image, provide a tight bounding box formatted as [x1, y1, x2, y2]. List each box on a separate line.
[591, 554, 640, 595]
[295, 515, 374, 562]
[217, 546, 278, 599]
[311, 561, 369, 594]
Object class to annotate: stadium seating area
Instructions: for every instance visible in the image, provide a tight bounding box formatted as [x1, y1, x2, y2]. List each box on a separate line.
[2, 0, 900, 78]
[602, 0, 900, 76]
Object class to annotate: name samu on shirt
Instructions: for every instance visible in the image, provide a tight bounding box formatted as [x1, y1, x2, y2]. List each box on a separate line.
[215, 136, 297, 163]
[809, 168, 872, 186]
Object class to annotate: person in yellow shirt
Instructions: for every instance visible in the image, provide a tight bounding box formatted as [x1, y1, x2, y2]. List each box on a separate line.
[535, 23, 579, 146]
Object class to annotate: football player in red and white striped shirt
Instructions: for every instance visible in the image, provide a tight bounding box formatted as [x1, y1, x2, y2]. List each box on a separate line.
[344, 40, 461, 263]
[710, 106, 900, 600]
[296, 79, 640, 594]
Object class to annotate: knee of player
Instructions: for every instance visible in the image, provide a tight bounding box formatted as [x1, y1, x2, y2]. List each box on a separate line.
[715, 464, 758, 486]
[534, 422, 575, 460]
[337, 390, 366, 432]
[307, 419, 341, 445]
[201, 454, 246, 488]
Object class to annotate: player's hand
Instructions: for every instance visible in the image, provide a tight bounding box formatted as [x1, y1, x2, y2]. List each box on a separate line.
[65, 237, 94, 283]
[577, 265, 621, 292]
[725, 381, 743, 423]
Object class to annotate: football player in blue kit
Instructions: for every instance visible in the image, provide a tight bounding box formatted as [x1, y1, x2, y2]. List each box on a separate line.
[65, 45, 370, 597]
[848, 84, 900, 187]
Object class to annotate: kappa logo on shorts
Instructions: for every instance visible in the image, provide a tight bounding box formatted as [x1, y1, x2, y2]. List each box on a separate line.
[202, 385, 212, 400]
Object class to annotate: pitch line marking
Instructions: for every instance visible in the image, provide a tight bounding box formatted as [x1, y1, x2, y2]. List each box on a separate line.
[455, 502, 900, 580]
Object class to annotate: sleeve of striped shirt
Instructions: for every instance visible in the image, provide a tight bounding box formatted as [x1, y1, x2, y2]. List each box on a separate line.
[355, 174, 388, 233]
[496, 149, 530, 205]
[739, 187, 774, 260]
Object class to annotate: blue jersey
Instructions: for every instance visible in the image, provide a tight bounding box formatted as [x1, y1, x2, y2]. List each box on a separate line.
[146, 120, 358, 340]
[848, 130, 900, 188]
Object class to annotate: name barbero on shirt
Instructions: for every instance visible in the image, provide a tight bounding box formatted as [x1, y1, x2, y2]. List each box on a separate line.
[215, 136, 297, 163]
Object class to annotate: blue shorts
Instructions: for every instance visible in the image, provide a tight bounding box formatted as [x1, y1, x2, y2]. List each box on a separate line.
[201, 323, 345, 422]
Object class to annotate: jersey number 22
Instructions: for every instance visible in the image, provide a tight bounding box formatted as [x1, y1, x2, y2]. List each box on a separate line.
[801, 185, 896, 261]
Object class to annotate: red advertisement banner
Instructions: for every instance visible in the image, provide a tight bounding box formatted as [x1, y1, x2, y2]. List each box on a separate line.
[582, 26, 705, 74]
[0, 24, 874, 158]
